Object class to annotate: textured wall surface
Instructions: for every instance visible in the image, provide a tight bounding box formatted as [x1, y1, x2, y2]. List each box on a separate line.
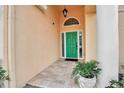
[59, 6, 85, 32]
[0, 6, 3, 65]
[85, 13, 96, 61]
[15, 5, 60, 87]
[119, 11, 124, 74]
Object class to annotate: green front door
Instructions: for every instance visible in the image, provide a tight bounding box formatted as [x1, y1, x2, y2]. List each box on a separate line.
[66, 32, 78, 59]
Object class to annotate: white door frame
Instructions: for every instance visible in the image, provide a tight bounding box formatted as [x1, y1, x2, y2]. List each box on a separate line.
[60, 30, 84, 60]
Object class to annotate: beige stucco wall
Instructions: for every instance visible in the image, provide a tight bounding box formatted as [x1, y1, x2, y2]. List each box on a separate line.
[85, 13, 96, 61]
[0, 6, 3, 64]
[119, 11, 124, 74]
[15, 5, 60, 87]
[59, 6, 85, 32]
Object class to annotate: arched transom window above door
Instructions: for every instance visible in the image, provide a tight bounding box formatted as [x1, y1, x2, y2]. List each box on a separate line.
[64, 18, 79, 26]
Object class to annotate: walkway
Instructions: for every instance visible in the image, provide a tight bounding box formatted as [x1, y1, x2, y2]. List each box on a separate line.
[26, 60, 79, 88]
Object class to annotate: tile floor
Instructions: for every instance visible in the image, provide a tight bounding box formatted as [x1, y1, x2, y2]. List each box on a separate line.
[26, 60, 79, 88]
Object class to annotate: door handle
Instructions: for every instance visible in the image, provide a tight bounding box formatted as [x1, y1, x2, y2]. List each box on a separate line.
[76, 42, 77, 48]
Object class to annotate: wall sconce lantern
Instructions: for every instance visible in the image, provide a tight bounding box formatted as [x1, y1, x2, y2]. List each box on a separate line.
[63, 8, 68, 17]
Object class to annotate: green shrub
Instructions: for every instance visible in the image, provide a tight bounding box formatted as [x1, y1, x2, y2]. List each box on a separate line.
[0, 66, 9, 80]
[121, 65, 124, 69]
[106, 65, 124, 88]
[72, 60, 101, 79]
[106, 78, 124, 88]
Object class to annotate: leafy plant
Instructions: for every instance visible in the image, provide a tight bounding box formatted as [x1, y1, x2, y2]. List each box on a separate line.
[106, 65, 124, 88]
[121, 65, 124, 69]
[72, 60, 101, 79]
[0, 66, 9, 80]
[106, 78, 124, 88]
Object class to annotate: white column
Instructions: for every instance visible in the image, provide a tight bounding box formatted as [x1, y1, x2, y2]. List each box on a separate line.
[7, 6, 16, 87]
[96, 5, 119, 87]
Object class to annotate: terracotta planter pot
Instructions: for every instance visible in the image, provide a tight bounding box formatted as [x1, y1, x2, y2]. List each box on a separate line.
[77, 75, 96, 88]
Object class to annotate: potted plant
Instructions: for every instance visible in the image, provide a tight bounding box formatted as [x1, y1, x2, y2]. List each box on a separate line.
[72, 60, 101, 88]
[0, 66, 9, 88]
